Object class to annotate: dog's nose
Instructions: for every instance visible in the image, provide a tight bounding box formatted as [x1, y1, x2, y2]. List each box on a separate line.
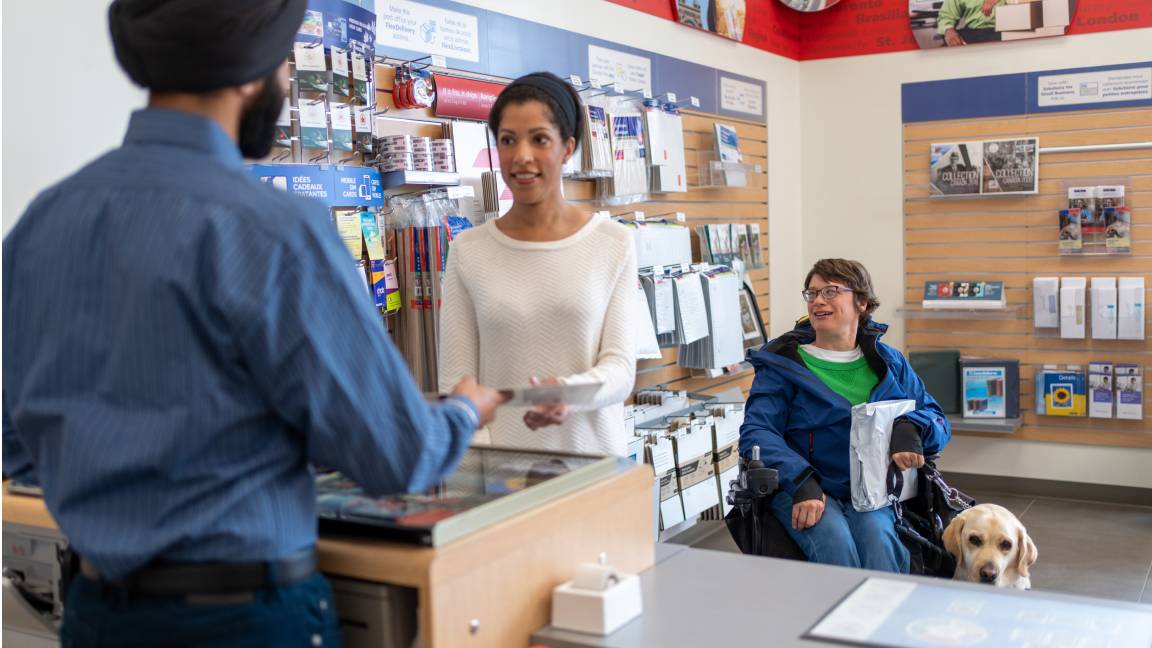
[979, 566, 998, 584]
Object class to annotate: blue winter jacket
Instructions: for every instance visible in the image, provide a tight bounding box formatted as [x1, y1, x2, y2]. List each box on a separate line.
[739, 317, 951, 502]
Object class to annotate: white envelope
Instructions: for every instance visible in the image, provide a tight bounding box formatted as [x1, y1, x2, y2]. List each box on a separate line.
[1117, 277, 1146, 340]
[1090, 277, 1117, 340]
[1032, 277, 1059, 328]
[1060, 277, 1087, 339]
[498, 382, 604, 407]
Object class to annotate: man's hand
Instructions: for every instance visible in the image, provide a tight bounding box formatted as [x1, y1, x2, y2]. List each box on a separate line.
[891, 451, 925, 471]
[792, 494, 826, 530]
[944, 28, 965, 46]
[523, 376, 570, 430]
[980, 0, 999, 15]
[450, 376, 505, 428]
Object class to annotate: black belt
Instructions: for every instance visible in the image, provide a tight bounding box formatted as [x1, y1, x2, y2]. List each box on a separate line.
[80, 550, 316, 596]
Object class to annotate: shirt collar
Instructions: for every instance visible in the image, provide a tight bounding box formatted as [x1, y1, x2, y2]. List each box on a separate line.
[122, 108, 245, 170]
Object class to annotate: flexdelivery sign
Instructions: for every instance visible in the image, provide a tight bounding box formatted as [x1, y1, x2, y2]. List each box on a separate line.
[433, 75, 506, 121]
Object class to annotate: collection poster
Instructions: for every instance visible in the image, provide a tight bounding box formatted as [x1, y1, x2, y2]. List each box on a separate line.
[930, 138, 1038, 197]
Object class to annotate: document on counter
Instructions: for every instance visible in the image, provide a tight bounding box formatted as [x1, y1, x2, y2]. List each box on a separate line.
[674, 272, 709, 344]
[498, 382, 604, 407]
[806, 577, 1152, 648]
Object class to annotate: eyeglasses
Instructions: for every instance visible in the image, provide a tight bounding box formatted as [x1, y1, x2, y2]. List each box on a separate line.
[801, 286, 855, 303]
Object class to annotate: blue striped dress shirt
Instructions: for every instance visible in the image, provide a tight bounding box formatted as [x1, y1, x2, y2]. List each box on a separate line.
[2, 108, 478, 579]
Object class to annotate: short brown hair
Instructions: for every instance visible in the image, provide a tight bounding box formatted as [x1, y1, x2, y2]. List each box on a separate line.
[805, 258, 880, 322]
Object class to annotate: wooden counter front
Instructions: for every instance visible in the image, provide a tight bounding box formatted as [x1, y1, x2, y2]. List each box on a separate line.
[3, 463, 655, 647]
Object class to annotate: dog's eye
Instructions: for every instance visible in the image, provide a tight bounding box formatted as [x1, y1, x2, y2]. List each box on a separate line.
[968, 535, 982, 546]
[999, 540, 1013, 551]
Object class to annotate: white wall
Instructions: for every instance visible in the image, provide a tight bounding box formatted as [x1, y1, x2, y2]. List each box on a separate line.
[453, 1, 805, 338]
[799, 29, 1152, 488]
[2, 1, 145, 234]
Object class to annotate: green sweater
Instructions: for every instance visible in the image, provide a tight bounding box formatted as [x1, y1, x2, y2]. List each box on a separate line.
[798, 347, 879, 406]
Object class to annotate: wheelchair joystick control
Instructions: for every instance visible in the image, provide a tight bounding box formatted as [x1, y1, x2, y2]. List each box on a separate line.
[743, 445, 777, 497]
[726, 445, 779, 510]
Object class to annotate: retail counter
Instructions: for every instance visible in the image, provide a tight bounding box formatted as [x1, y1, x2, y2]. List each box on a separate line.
[3, 459, 655, 648]
[9, 479, 1151, 648]
[533, 545, 1152, 647]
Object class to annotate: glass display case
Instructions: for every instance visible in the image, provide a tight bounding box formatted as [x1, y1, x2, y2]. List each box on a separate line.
[316, 446, 623, 546]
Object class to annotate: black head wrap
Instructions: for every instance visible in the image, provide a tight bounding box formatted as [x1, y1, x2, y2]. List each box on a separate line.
[508, 73, 579, 139]
[109, 0, 307, 92]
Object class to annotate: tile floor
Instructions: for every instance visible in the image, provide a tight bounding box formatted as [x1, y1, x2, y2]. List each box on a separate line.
[670, 490, 1152, 604]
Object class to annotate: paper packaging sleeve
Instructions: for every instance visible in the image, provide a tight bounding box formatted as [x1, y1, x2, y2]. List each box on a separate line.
[1090, 277, 1118, 340]
[995, 2, 1043, 30]
[1117, 277, 1145, 340]
[1001, 26, 1066, 40]
[1033, 277, 1059, 328]
[1041, 0, 1073, 26]
[1060, 277, 1087, 339]
[1089, 363, 1114, 419]
[1115, 365, 1143, 420]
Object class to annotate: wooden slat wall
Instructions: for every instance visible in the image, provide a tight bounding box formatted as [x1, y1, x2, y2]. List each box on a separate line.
[372, 66, 771, 400]
[902, 106, 1152, 448]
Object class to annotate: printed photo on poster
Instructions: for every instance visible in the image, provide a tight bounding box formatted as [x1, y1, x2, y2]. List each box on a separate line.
[675, 0, 746, 41]
[909, 0, 1075, 49]
[929, 142, 982, 196]
[738, 280, 766, 348]
[982, 138, 1038, 194]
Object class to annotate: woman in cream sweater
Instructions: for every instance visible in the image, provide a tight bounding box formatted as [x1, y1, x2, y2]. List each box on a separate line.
[438, 72, 636, 456]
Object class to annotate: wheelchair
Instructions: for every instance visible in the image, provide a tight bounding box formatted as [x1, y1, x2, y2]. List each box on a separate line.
[724, 447, 976, 578]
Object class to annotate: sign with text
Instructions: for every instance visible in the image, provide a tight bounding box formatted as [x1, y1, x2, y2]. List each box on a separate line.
[248, 165, 384, 208]
[588, 45, 652, 96]
[375, 0, 480, 62]
[720, 76, 764, 115]
[433, 74, 506, 121]
[1037, 66, 1152, 107]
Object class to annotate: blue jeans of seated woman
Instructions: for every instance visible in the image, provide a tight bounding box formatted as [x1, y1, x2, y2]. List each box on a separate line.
[769, 489, 910, 573]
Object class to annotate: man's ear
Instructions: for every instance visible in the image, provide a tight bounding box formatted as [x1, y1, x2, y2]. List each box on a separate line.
[237, 78, 264, 107]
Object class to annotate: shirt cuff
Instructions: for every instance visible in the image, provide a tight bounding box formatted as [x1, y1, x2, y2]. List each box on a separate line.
[442, 395, 480, 429]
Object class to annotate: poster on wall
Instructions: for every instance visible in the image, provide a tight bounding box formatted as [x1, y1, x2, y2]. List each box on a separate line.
[982, 138, 1039, 194]
[929, 142, 982, 196]
[929, 138, 1038, 197]
[910, 0, 1076, 49]
[674, 0, 747, 41]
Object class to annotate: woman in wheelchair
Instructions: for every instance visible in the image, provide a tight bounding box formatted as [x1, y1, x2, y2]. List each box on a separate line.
[739, 259, 951, 573]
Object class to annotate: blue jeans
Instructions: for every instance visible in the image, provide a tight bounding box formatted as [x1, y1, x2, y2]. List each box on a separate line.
[770, 490, 910, 573]
[61, 571, 342, 647]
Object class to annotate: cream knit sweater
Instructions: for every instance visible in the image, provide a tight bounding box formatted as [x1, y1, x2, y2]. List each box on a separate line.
[438, 215, 637, 455]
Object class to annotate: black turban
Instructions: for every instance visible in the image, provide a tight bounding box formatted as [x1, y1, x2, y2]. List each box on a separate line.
[109, 0, 307, 92]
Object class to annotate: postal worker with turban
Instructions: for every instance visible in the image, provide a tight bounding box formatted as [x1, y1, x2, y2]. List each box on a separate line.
[2, 2, 505, 645]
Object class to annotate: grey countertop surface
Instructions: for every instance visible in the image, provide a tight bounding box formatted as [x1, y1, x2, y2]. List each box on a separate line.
[532, 544, 1152, 648]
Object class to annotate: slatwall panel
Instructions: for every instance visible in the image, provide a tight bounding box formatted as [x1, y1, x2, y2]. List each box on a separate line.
[372, 65, 771, 400]
[902, 106, 1152, 448]
[565, 110, 770, 399]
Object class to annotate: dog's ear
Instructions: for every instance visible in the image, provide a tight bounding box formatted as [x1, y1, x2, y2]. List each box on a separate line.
[1015, 525, 1038, 578]
[942, 514, 965, 564]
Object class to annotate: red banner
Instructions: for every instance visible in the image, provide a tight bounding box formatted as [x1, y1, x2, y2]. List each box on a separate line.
[609, 0, 1150, 60]
[606, 0, 676, 20]
[433, 75, 507, 121]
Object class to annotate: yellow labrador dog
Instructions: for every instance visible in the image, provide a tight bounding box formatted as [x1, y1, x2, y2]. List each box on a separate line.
[943, 503, 1037, 590]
